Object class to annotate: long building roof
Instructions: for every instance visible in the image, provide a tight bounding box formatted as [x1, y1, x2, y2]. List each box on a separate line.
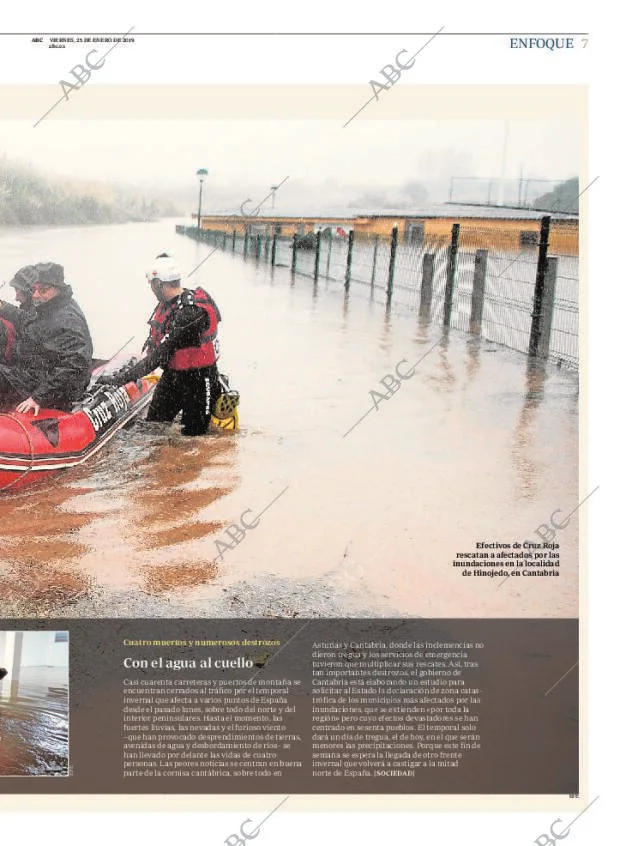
[198, 202, 578, 222]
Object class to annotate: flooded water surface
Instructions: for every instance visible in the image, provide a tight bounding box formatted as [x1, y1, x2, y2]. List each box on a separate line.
[0, 666, 69, 777]
[0, 221, 579, 619]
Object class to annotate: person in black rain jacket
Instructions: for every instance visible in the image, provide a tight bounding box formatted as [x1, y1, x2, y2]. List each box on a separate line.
[0, 264, 36, 363]
[0, 262, 93, 415]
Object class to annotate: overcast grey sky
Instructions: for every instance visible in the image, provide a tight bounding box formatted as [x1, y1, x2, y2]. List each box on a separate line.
[1, 118, 580, 205]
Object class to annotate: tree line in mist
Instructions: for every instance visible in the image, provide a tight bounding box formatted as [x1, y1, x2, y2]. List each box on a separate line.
[0, 152, 578, 226]
[0, 155, 183, 226]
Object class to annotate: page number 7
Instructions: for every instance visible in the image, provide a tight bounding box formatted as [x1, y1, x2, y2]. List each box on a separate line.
[581, 38, 589, 47]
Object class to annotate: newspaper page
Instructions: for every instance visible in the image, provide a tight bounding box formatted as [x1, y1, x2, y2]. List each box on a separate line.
[0, 6, 608, 843]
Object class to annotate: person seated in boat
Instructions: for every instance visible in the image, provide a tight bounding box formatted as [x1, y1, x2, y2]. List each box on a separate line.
[0, 262, 93, 416]
[100, 252, 222, 436]
[0, 314, 17, 364]
[0, 265, 36, 364]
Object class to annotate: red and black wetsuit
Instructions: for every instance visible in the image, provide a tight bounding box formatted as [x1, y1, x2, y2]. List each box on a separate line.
[117, 287, 222, 436]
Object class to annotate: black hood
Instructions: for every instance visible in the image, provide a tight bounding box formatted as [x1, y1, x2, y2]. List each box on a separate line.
[34, 285, 75, 313]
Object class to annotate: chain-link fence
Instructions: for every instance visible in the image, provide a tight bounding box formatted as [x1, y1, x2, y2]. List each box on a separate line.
[176, 217, 579, 368]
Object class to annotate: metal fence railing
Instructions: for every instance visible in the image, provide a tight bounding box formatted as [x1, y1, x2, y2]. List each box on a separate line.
[176, 216, 579, 368]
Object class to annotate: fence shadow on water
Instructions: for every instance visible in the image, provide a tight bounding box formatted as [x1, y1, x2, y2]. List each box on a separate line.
[176, 216, 579, 369]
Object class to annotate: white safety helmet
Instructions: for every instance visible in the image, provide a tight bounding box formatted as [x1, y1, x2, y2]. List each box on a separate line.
[146, 251, 182, 285]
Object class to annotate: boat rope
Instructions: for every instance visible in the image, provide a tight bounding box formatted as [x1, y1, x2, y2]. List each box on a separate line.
[0, 413, 36, 493]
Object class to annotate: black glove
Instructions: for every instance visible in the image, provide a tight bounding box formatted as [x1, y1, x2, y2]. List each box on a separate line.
[97, 369, 130, 387]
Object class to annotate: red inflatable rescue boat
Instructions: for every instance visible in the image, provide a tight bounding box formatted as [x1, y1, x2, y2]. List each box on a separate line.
[0, 376, 157, 494]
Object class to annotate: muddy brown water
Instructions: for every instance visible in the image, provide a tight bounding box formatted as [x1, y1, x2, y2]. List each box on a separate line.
[0, 666, 69, 776]
[0, 221, 579, 619]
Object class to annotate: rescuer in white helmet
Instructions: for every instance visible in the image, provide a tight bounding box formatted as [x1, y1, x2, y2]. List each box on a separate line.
[102, 252, 223, 436]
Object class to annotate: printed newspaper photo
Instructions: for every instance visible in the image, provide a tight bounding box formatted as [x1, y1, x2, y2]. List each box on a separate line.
[0, 29, 587, 815]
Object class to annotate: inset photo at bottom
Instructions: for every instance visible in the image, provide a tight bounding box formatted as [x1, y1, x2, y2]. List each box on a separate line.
[0, 631, 69, 777]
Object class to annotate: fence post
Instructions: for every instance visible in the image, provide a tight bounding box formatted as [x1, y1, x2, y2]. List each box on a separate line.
[537, 256, 558, 359]
[271, 233, 277, 266]
[370, 235, 379, 287]
[386, 226, 399, 307]
[419, 253, 435, 321]
[469, 249, 488, 335]
[314, 231, 322, 281]
[291, 234, 299, 275]
[256, 235, 262, 259]
[232, 230, 237, 252]
[443, 223, 460, 326]
[344, 229, 355, 289]
[243, 230, 249, 258]
[529, 215, 552, 357]
[222, 232, 227, 251]
[325, 230, 333, 278]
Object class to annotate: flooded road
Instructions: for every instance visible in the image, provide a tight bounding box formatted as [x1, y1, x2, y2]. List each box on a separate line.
[0, 666, 69, 776]
[0, 220, 579, 619]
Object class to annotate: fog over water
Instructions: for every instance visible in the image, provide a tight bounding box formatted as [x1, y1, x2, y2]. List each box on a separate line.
[1, 118, 580, 209]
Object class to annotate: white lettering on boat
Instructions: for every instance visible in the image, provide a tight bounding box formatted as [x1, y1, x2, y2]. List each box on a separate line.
[84, 387, 131, 432]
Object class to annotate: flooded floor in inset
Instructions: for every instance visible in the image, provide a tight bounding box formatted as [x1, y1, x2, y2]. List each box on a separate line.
[0, 222, 579, 619]
[0, 667, 69, 777]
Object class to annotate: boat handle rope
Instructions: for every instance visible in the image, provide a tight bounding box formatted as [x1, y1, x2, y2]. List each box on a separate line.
[0, 413, 36, 493]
